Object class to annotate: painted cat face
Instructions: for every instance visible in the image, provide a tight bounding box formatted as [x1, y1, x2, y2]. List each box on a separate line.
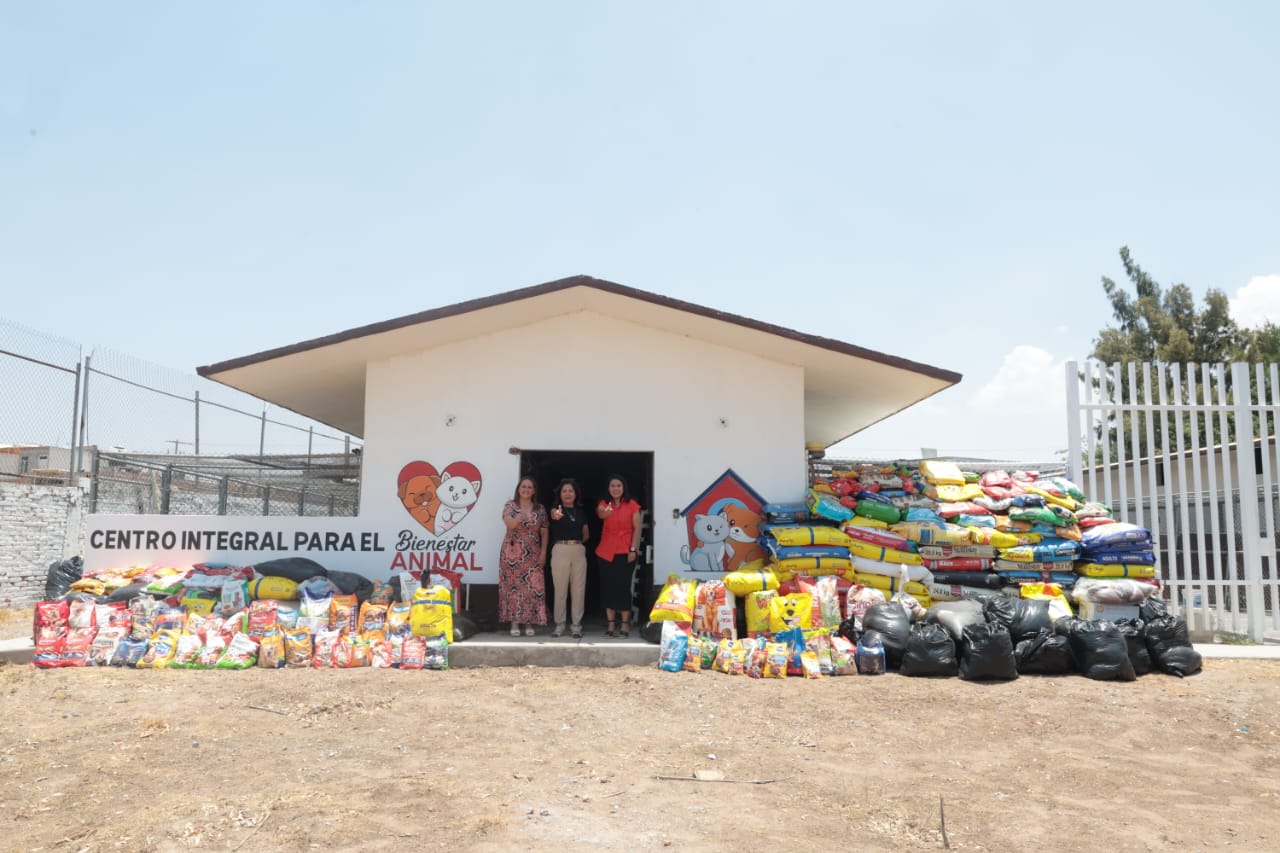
[439, 472, 481, 509]
[695, 513, 731, 544]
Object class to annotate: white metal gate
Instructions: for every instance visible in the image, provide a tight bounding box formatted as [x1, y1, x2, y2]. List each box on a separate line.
[1065, 361, 1278, 643]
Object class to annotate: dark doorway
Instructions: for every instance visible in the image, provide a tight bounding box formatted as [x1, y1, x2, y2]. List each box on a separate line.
[519, 450, 655, 625]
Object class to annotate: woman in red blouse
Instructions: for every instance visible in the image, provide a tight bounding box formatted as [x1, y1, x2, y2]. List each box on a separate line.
[595, 474, 642, 638]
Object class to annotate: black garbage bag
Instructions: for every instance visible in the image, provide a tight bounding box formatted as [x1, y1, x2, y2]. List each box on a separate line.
[1114, 619, 1153, 676]
[461, 610, 496, 633]
[640, 620, 663, 645]
[959, 622, 1018, 681]
[836, 617, 861, 645]
[930, 571, 1004, 589]
[44, 557, 83, 599]
[325, 570, 375, 603]
[982, 596, 1053, 643]
[1014, 629, 1075, 675]
[1139, 596, 1169, 622]
[862, 603, 911, 670]
[452, 613, 479, 642]
[65, 591, 107, 605]
[900, 622, 959, 677]
[925, 600, 985, 642]
[1063, 619, 1137, 681]
[107, 582, 152, 603]
[1144, 615, 1203, 677]
[252, 557, 328, 583]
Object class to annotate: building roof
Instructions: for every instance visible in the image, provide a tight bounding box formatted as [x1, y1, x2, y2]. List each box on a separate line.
[197, 275, 962, 447]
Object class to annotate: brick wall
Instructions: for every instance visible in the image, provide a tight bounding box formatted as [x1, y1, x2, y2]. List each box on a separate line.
[0, 482, 85, 606]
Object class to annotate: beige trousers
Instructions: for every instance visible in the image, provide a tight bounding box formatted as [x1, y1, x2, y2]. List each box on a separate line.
[551, 543, 587, 631]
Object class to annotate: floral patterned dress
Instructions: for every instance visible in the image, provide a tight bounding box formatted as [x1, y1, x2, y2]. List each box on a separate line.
[498, 500, 548, 625]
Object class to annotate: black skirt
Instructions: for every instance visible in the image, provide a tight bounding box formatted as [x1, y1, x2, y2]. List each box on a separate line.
[598, 553, 635, 611]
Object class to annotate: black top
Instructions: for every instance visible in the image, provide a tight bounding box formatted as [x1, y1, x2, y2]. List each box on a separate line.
[549, 505, 589, 543]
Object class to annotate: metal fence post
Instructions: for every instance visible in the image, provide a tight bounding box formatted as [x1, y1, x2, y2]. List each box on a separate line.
[1231, 363, 1266, 642]
[262, 483, 271, 516]
[161, 465, 173, 514]
[68, 361, 82, 484]
[259, 408, 267, 461]
[298, 488, 306, 516]
[194, 390, 200, 456]
[328, 494, 336, 516]
[89, 449, 100, 513]
[218, 476, 229, 515]
[77, 354, 92, 479]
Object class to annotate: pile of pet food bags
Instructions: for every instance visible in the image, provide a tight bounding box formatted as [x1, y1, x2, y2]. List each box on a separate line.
[650, 460, 1200, 680]
[31, 558, 455, 671]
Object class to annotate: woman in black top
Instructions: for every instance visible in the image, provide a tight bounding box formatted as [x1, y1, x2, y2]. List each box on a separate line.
[548, 478, 590, 638]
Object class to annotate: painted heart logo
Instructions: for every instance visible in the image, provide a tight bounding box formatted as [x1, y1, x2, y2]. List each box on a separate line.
[396, 460, 483, 536]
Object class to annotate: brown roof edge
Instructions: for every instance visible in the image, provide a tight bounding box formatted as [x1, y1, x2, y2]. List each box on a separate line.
[196, 274, 964, 385]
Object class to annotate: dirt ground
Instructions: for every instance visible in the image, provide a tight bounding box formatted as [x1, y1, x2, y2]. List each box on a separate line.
[2, 611, 1278, 853]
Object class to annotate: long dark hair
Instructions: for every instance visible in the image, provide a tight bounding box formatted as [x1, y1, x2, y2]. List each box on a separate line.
[603, 473, 632, 504]
[512, 476, 543, 512]
[556, 478, 581, 508]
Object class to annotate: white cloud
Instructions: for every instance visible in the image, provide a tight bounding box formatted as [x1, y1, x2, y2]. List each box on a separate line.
[969, 345, 1067, 411]
[1230, 274, 1280, 329]
[1054, 324, 1070, 335]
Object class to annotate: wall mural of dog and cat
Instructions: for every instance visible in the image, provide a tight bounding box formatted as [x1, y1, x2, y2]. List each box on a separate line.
[679, 469, 767, 573]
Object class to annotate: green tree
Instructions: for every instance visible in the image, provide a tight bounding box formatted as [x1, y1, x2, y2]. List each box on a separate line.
[1087, 248, 1253, 464]
[1091, 247, 1246, 365]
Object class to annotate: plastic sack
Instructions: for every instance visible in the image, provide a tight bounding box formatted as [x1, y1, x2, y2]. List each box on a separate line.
[807, 490, 854, 523]
[745, 590, 777, 636]
[1072, 578, 1159, 605]
[650, 574, 696, 622]
[1076, 562, 1157, 579]
[410, 585, 454, 639]
[214, 632, 259, 670]
[854, 499, 901, 525]
[692, 581, 736, 640]
[768, 525, 852, 547]
[890, 522, 973, 547]
[722, 565, 779, 597]
[1060, 619, 1137, 681]
[1013, 629, 1075, 675]
[1143, 615, 1203, 677]
[658, 621, 690, 672]
[1081, 522, 1153, 550]
[919, 460, 965, 485]
[252, 557, 328, 583]
[249, 576, 299, 601]
[924, 599, 985, 642]
[44, 557, 84, 600]
[1113, 619, 1152, 676]
[284, 628, 313, 667]
[844, 584, 886, 630]
[861, 603, 911, 669]
[899, 622, 959, 677]
[843, 525, 915, 551]
[958, 623, 1018, 681]
[982, 596, 1054, 644]
[768, 593, 813, 633]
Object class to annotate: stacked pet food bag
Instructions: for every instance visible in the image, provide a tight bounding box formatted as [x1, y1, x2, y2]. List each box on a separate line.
[31, 559, 455, 672]
[652, 459, 1201, 680]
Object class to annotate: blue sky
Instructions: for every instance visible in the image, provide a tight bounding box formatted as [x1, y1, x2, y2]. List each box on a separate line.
[3, 2, 1279, 460]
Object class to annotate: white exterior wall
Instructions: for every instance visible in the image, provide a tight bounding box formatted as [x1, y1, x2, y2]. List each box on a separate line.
[359, 311, 807, 583]
[0, 482, 85, 605]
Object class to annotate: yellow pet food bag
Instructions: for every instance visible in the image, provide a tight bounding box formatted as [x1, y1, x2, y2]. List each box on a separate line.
[723, 565, 780, 597]
[768, 593, 813, 633]
[650, 574, 697, 622]
[410, 585, 454, 640]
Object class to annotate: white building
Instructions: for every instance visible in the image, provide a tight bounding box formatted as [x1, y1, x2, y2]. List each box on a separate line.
[89, 276, 960, 617]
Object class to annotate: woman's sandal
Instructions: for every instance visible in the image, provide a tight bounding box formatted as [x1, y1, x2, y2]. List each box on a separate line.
[603, 621, 616, 638]
[619, 623, 630, 639]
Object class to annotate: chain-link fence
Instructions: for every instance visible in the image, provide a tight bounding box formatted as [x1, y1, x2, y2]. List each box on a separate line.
[2, 317, 363, 511]
[90, 452, 360, 517]
[0, 318, 83, 484]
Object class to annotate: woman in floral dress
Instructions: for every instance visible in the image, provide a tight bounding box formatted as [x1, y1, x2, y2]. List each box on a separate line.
[499, 476, 548, 636]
